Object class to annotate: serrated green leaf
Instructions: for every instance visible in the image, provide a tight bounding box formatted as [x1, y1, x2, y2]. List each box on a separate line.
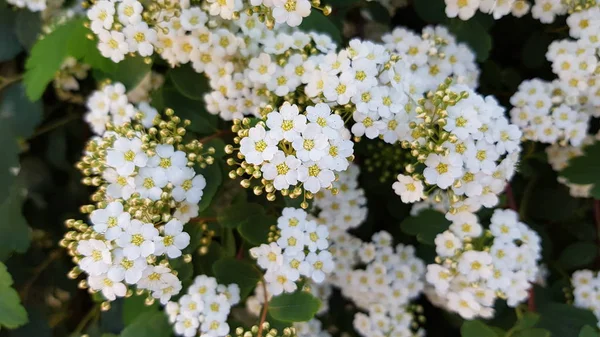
[299, 10, 342, 46]
[196, 162, 222, 213]
[400, 209, 450, 245]
[579, 325, 600, 337]
[217, 203, 265, 228]
[122, 293, 159, 326]
[213, 257, 261, 300]
[168, 64, 210, 100]
[0, 262, 28, 329]
[0, 2, 22, 62]
[558, 242, 597, 270]
[269, 291, 321, 323]
[0, 182, 30, 261]
[514, 328, 551, 337]
[120, 311, 171, 337]
[239, 214, 276, 246]
[14, 10, 41, 50]
[461, 320, 497, 337]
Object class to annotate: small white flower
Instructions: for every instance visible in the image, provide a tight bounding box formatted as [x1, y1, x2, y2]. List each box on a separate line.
[266, 102, 307, 142]
[392, 174, 425, 203]
[108, 248, 148, 284]
[261, 151, 301, 190]
[134, 167, 168, 200]
[305, 251, 334, 283]
[154, 219, 190, 258]
[239, 125, 278, 165]
[116, 219, 159, 259]
[272, 0, 312, 27]
[88, 274, 127, 301]
[106, 136, 148, 176]
[77, 239, 112, 276]
[90, 201, 129, 240]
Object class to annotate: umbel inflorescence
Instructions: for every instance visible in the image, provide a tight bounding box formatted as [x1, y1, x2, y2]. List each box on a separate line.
[61, 106, 215, 306]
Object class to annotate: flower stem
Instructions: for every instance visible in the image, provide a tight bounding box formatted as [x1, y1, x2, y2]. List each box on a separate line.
[257, 281, 269, 337]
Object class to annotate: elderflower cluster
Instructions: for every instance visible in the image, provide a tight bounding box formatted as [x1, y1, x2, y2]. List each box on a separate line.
[84, 82, 159, 135]
[510, 79, 590, 146]
[391, 80, 521, 215]
[571, 269, 600, 328]
[330, 231, 425, 337]
[61, 110, 215, 304]
[6, 0, 46, 12]
[443, 0, 531, 20]
[246, 283, 331, 337]
[165, 275, 240, 337]
[426, 209, 542, 319]
[250, 207, 333, 295]
[546, 135, 597, 198]
[53, 57, 90, 92]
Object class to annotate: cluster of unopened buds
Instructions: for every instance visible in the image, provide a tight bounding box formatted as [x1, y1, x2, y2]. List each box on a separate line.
[61, 109, 215, 307]
[165, 275, 240, 337]
[250, 207, 333, 295]
[391, 79, 521, 216]
[425, 209, 542, 319]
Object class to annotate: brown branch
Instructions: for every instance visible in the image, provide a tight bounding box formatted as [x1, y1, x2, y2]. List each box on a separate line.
[257, 281, 269, 337]
[505, 183, 518, 211]
[236, 242, 244, 260]
[189, 216, 217, 223]
[19, 249, 62, 301]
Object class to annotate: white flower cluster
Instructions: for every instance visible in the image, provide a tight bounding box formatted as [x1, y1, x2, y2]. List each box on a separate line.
[510, 79, 590, 146]
[165, 275, 241, 337]
[332, 231, 425, 337]
[250, 207, 333, 296]
[6, 0, 46, 12]
[127, 71, 164, 104]
[54, 57, 90, 92]
[426, 209, 542, 319]
[572, 269, 600, 328]
[238, 102, 353, 195]
[546, 135, 597, 198]
[443, 0, 568, 22]
[312, 164, 368, 241]
[392, 82, 521, 216]
[84, 82, 159, 135]
[63, 108, 213, 304]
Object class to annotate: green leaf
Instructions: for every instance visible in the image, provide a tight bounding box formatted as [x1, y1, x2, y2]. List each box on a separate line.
[239, 214, 276, 246]
[513, 329, 551, 337]
[196, 162, 222, 213]
[538, 303, 597, 337]
[269, 291, 321, 323]
[413, 0, 447, 23]
[558, 242, 597, 270]
[193, 242, 224, 277]
[170, 257, 194, 283]
[400, 209, 451, 245]
[449, 19, 493, 62]
[0, 262, 28, 329]
[513, 312, 540, 331]
[160, 86, 218, 135]
[168, 64, 210, 100]
[120, 311, 171, 337]
[213, 257, 261, 300]
[122, 293, 159, 325]
[217, 203, 265, 228]
[579, 325, 600, 337]
[522, 31, 554, 70]
[561, 141, 600, 199]
[461, 320, 497, 337]
[0, 2, 22, 62]
[0, 182, 30, 261]
[363, 2, 390, 25]
[299, 10, 342, 46]
[93, 56, 152, 90]
[14, 10, 41, 50]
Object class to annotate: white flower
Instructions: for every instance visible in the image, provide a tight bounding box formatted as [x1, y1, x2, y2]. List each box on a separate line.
[88, 274, 127, 301]
[239, 125, 278, 165]
[201, 319, 230, 337]
[117, 0, 143, 25]
[392, 174, 424, 203]
[77, 239, 112, 276]
[88, 0, 115, 34]
[138, 265, 178, 292]
[154, 219, 190, 258]
[434, 231, 462, 257]
[175, 314, 199, 337]
[90, 201, 129, 240]
[423, 153, 464, 189]
[447, 291, 481, 319]
[305, 251, 334, 283]
[203, 293, 231, 321]
[148, 144, 188, 177]
[123, 22, 157, 57]
[261, 151, 301, 190]
[106, 136, 148, 176]
[108, 248, 147, 284]
[265, 267, 298, 295]
[297, 161, 335, 193]
[174, 202, 199, 224]
[266, 103, 307, 142]
[250, 243, 284, 270]
[292, 125, 329, 162]
[458, 250, 493, 282]
[248, 53, 276, 84]
[180, 7, 207, 30]
[445, 0, 479, 20]
[97, 30, 129, 63]
[306, 103, 344, 140]
[116, 219, 159, 259]
[277, 207, 308, 231]
[134, 167, 168, 200]
[171, 168, 206, 203]
[272, 0, 312, 27]
[277, 227, 305, 256]
[304, 221, 329, 252]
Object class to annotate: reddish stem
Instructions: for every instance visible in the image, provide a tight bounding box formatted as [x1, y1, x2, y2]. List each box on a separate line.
[505, 183, 518, 211]
[236, 242, 244, 260]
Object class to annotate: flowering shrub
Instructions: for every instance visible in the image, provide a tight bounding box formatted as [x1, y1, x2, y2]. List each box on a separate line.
[4, 1, 600, 337]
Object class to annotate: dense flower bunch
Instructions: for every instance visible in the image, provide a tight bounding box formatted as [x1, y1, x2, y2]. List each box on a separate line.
[54, 57, 90, 92]
[84, 82, 160, 135]
[426, 209, 542, 319]
[165, 275, 240, 337]
[246, 283, 331, 337]
[510, 79, 590, 146]
[126, 71, 164, 103]
[249, 207, 332, 295]
[6, 0, 46, 12]
[330, 231, 425, 337]
[443, 0, 570, 22]
[61, 109, 215, 304]
[546, 135, 597, 197]
[571, 270, 600, 328]
[391, 80, 521, 214]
